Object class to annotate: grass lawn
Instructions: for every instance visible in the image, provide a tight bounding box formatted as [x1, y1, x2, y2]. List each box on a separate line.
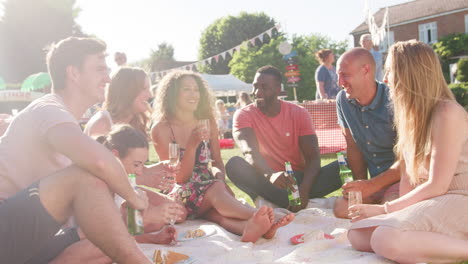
[148, 144, 341, 206]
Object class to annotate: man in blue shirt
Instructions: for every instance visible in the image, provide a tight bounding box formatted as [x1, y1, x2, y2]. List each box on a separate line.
[333, 48, 400, 218]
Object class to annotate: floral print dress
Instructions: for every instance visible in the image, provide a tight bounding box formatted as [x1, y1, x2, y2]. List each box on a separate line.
[171, 131, 219, 218]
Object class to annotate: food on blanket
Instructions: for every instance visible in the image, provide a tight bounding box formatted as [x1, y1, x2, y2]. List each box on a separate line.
[290, 231, 334, 245]
[153, 249, 189, 264]
[184, 228, 206, 239]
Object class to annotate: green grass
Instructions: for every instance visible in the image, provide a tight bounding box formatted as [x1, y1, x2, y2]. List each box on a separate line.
[148, 144, 341, 206]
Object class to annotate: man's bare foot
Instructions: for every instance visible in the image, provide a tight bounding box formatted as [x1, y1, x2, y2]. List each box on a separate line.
[263, 213, 295, 239]
[241, 206, 274, 243]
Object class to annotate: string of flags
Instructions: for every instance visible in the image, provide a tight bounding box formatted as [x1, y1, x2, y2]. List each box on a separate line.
[149, 24, 281, 80]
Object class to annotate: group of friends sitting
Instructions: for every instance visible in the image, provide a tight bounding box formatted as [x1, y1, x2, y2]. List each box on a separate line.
[0, 36, 466, 264]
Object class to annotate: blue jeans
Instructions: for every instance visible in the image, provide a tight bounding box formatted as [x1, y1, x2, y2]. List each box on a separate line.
[226, 156, 341, 208]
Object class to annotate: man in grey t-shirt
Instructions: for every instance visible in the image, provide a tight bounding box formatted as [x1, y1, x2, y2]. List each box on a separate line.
[360, 34, 384, 82]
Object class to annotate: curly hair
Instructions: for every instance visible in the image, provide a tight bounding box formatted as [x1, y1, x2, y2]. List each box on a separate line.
[153, 70, 215, 122]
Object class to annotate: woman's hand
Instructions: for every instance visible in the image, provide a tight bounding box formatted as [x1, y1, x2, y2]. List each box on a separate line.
[150, 200, 186, 225]
[348, 204, 385, 222]
[143, 162, 178, 193]
[134, 225, 177, 245]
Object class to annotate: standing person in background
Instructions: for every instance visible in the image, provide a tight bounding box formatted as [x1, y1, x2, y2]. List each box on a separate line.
[236, 91, 253, 109]
[114, 52, 127, 67]
[348, 40, 468, 264]
[215, 99, 231, 139]
[314, 49, 341, 100]
[360, 34, 383, 82]
[0, 37, 153, 264]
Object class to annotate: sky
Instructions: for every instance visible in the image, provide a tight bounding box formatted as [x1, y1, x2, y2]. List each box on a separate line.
[2, 0, 412, 65]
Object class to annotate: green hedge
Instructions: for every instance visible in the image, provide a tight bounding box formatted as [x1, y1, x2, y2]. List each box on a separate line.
[449, 82, 468, 109]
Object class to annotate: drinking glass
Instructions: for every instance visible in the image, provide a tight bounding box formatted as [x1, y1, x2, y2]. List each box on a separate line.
[166, 142, 179, 193]
[348, 190, 362, 209]
[167, 191, 181, 246]
[198, 119, 211, 163]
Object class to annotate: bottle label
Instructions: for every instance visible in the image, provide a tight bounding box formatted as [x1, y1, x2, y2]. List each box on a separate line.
[135, 210, 144, 228]
[337, 154, 346, 165]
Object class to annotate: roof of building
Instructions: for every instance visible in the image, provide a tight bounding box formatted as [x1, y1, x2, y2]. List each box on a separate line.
[351, 0, 468, 34]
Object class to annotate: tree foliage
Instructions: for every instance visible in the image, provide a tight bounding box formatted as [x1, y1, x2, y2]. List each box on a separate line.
[456, 58, 468, 83]
[432, 34, 468, 82]
[0, 0, 83, 84]
[229, 33, 348, 101]
[198, 12, 277, 74]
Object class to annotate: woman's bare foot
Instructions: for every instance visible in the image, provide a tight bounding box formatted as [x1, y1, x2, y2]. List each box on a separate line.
[263, 213, 295, 239]
[241, 206, 274, 243]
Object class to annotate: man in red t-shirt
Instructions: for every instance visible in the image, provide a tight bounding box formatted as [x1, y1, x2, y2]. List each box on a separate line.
[226, 65, 341, 211]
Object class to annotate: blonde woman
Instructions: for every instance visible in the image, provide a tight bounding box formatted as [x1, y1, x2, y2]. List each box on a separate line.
[348, 40, 468, 263]
[151, 71, 294, 242]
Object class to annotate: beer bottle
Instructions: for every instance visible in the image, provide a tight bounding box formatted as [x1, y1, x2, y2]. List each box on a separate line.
[337, 152, 353, 184]
[127, 174, 144, 235]
[285, 161, 301, 206]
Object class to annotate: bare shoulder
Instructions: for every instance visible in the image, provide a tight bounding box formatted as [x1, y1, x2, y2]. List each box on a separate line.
[432, 100, 468, 136]
[433, 100, 467, 124]
[84, 111, 112, 137]
[150, 120, 171, 142]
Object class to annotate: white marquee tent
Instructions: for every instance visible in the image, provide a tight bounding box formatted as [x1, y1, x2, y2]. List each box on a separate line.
[200, 74, 252, 98]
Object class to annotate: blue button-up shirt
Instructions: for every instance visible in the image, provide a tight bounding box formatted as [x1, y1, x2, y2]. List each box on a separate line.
[336, 82, 396, 177]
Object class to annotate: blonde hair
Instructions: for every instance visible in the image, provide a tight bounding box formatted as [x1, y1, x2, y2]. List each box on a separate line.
[387, 40, 455, 185]
[153, 70, 215, 122]
[104, 67, 151, 134]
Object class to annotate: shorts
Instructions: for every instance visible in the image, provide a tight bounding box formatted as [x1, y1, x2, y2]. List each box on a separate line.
[0, 182, 79, 264]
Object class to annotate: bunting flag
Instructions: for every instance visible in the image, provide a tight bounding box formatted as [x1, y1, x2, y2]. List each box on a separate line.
[150, 24, 280, 76]
[259, 34, 265, 42]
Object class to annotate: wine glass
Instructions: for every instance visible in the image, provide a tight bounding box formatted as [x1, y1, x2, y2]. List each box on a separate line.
[348, 190, 362, 218]
[166, 142, 179, 193]
[167, 191, 181, 246]
[198, 119, 211, 163]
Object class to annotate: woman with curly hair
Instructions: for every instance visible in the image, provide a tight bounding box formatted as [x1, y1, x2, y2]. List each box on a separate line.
[348, 40, 468, 263]
[151, 71, 294, 242]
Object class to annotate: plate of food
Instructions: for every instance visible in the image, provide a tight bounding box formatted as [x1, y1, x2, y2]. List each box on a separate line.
[152, 249, 195, 264]
[177, 226, 216, 241]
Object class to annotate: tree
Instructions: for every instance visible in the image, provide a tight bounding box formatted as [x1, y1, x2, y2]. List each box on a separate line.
[432, 34, 468, 82]
[133, 42, 176, 72]
[0, 0, 84, 85]
[198, 12, 277, 74]
[229, 33, 348, 101]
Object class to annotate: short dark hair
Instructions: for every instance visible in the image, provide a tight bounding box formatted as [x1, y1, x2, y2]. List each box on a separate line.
[257, 65, 282, 83]
[46, 37, 107, 90]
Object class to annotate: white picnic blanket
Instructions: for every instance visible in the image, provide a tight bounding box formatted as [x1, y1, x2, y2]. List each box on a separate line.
[139, 197, 395, 263]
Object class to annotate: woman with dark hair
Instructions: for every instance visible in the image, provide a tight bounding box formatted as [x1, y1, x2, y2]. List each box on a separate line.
[151, 71, 294, 243]
[314, 49, 340, 99]
[98, 124, 186, 239]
